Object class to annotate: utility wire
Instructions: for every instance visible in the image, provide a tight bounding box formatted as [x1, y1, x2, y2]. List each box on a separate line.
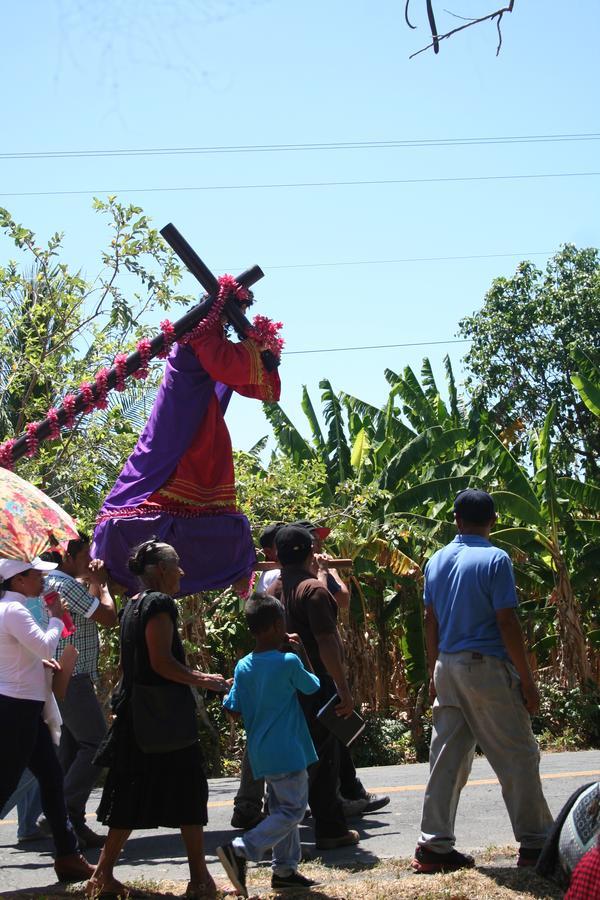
[2, 170, 599, 198]
[284, 339, 470, 356]
[254, 250, 551, 271]
[1, 132, 599, 161]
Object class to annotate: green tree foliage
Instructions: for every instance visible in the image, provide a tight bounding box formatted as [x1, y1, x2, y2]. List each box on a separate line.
[0, 200, 191, 520]
[459, 245, 600, 476]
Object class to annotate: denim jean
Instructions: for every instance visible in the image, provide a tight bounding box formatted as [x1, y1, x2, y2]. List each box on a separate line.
[1, 768, 42, 838]
[233, 769, 308, 876]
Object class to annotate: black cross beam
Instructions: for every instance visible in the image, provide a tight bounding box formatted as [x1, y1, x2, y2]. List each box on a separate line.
[6, 226, 275, 465]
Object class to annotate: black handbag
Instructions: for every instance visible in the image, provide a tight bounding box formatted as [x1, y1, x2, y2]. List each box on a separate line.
[129, 593, 199, 754]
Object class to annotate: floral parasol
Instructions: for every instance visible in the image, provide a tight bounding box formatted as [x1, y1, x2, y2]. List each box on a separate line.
[0, 467, 79, 562]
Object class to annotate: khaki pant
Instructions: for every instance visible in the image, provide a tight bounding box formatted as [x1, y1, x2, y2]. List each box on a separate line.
[418, 651, 553, 853]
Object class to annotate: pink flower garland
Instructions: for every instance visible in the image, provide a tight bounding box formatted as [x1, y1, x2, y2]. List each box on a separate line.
[63, 394, 77, 430]
[132, 338, 152, 380]
[94, 368, 109, 409]
[238, 571, 257, 600]
[79, 382, 95, 414]
[114, 353, 128, 391]
[180, 274, 249, 345]
[0, 439, 15, 470]
[248, 314, 285, 359]
[47, 408, 60, 440]
[26, 423, 39, 458]
[158, 320, 176, 358]
[4, 273, 276, 468]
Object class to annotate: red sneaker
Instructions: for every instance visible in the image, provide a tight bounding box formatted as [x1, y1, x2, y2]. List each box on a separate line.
[412, 846, 475, 874]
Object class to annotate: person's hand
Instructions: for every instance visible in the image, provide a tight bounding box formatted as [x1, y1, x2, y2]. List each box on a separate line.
[87, 559, 108, 585]
[284, 632, 303, 648]
[47, 594, 68, 620]
[335, 687, 355, 719]
[315, 553, 332, 571]
[42, 659, 62, 673]
[195, 672, 229, 693]
[428, 676, 437, 705]
[520, 678, 540, 715]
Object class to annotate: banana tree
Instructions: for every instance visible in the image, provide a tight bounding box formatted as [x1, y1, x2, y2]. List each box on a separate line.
[390, 409, 597, 686]
[571, 346, 600, 419]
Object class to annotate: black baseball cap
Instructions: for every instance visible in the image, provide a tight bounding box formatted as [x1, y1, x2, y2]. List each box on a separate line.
[258, 522, 286, 549]
[453, 488, 495, 525]
[290, 519, 331, 541]
[275, 525, 314, 565]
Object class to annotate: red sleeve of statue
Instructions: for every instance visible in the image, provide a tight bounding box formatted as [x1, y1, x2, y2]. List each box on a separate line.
[190, 329, 281, 402]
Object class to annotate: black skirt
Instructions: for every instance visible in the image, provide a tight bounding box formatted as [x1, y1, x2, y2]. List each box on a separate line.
[96, 704, 208, 829]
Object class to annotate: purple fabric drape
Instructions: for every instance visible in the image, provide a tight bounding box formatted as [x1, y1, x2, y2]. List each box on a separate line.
[92, 342, 256, 595]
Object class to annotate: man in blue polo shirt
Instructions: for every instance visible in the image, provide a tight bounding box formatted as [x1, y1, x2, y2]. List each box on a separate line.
[412, 489, 552, 874]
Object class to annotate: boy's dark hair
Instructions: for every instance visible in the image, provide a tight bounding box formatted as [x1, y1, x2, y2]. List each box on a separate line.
[245, 592, 285, 635]
[66, 532, 91, 558]
[40, 549, 63, 566]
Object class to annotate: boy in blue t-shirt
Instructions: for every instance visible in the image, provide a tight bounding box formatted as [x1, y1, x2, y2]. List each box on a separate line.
[217, 593, 321, 897]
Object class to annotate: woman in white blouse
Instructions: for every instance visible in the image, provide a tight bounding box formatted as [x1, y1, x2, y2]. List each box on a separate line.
[0, 556, 93, 883]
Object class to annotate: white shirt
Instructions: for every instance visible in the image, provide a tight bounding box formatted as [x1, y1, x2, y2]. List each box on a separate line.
[0, 591, 62, 701]
[256, 568, 280, 595]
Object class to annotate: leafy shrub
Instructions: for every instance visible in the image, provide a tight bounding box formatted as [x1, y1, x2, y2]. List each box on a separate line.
[351, 715, 415, 767]
[532, 679, 600, 748]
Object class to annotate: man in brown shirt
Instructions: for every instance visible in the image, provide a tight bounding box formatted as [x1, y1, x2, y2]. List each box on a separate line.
[275, 525, 359, 850]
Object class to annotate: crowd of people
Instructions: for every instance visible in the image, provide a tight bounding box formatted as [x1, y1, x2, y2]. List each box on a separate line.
[0, 489, 598, 898]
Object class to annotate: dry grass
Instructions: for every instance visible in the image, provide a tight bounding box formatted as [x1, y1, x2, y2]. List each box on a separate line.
[0, 851, 563, 900]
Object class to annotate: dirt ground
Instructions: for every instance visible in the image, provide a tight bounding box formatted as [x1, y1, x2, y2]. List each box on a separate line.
[0, 849, 564, 899]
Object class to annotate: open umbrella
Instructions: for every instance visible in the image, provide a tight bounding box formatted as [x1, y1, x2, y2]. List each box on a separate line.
[0, 467, 79, 561]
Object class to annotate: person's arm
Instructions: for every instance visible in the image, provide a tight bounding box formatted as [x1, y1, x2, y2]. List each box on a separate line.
[287, 654, 320, 695]
[315, 557, 350, 611]
[223, 670, 243, 720]
[145, 613, 228, 691]
[191, 330, 280, 400]
[284, 633, 315, 673]
[424, 605, 439, 703]
[85, 562, 118, 627]
[5, 604, 64, 659]
[495, 608, 539, 714]
[315, 630, 354, 717]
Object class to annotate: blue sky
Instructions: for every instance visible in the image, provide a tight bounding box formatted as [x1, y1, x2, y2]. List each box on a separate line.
[1, 0, 599, 453]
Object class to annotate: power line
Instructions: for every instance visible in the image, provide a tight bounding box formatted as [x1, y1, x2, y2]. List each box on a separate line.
[1, 132, 599, 161]
[284, 339, 470, 356]
[2, 170, 600, 198]
[257, 250, 552, 271]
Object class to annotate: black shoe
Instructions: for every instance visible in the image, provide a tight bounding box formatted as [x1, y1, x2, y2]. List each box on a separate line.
[230, 809, 265, 830]
[216, 843, 247, 897]
[411, 845, 475, 874]
[360, 791, 391, 814]
[517, 846, 542, 868]
[74, 822, 106, 848]
[272, 871, 320, 891]
[17, 826, 48, 844]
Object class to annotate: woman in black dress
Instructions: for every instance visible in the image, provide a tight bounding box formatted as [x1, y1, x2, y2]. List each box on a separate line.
[86, 540, 228, 899]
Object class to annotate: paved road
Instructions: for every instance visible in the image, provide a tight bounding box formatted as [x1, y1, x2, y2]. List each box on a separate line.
[1, 749, 598, 894]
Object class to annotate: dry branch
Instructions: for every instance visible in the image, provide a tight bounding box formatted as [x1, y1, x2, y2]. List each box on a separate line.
[410, 0, 515, 58]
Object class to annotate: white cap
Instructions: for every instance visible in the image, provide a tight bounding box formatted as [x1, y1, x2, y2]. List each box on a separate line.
[0, 557, 58, 581]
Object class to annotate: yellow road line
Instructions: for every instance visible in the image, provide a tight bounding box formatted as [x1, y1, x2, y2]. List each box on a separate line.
[2, 769, 598, 822]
